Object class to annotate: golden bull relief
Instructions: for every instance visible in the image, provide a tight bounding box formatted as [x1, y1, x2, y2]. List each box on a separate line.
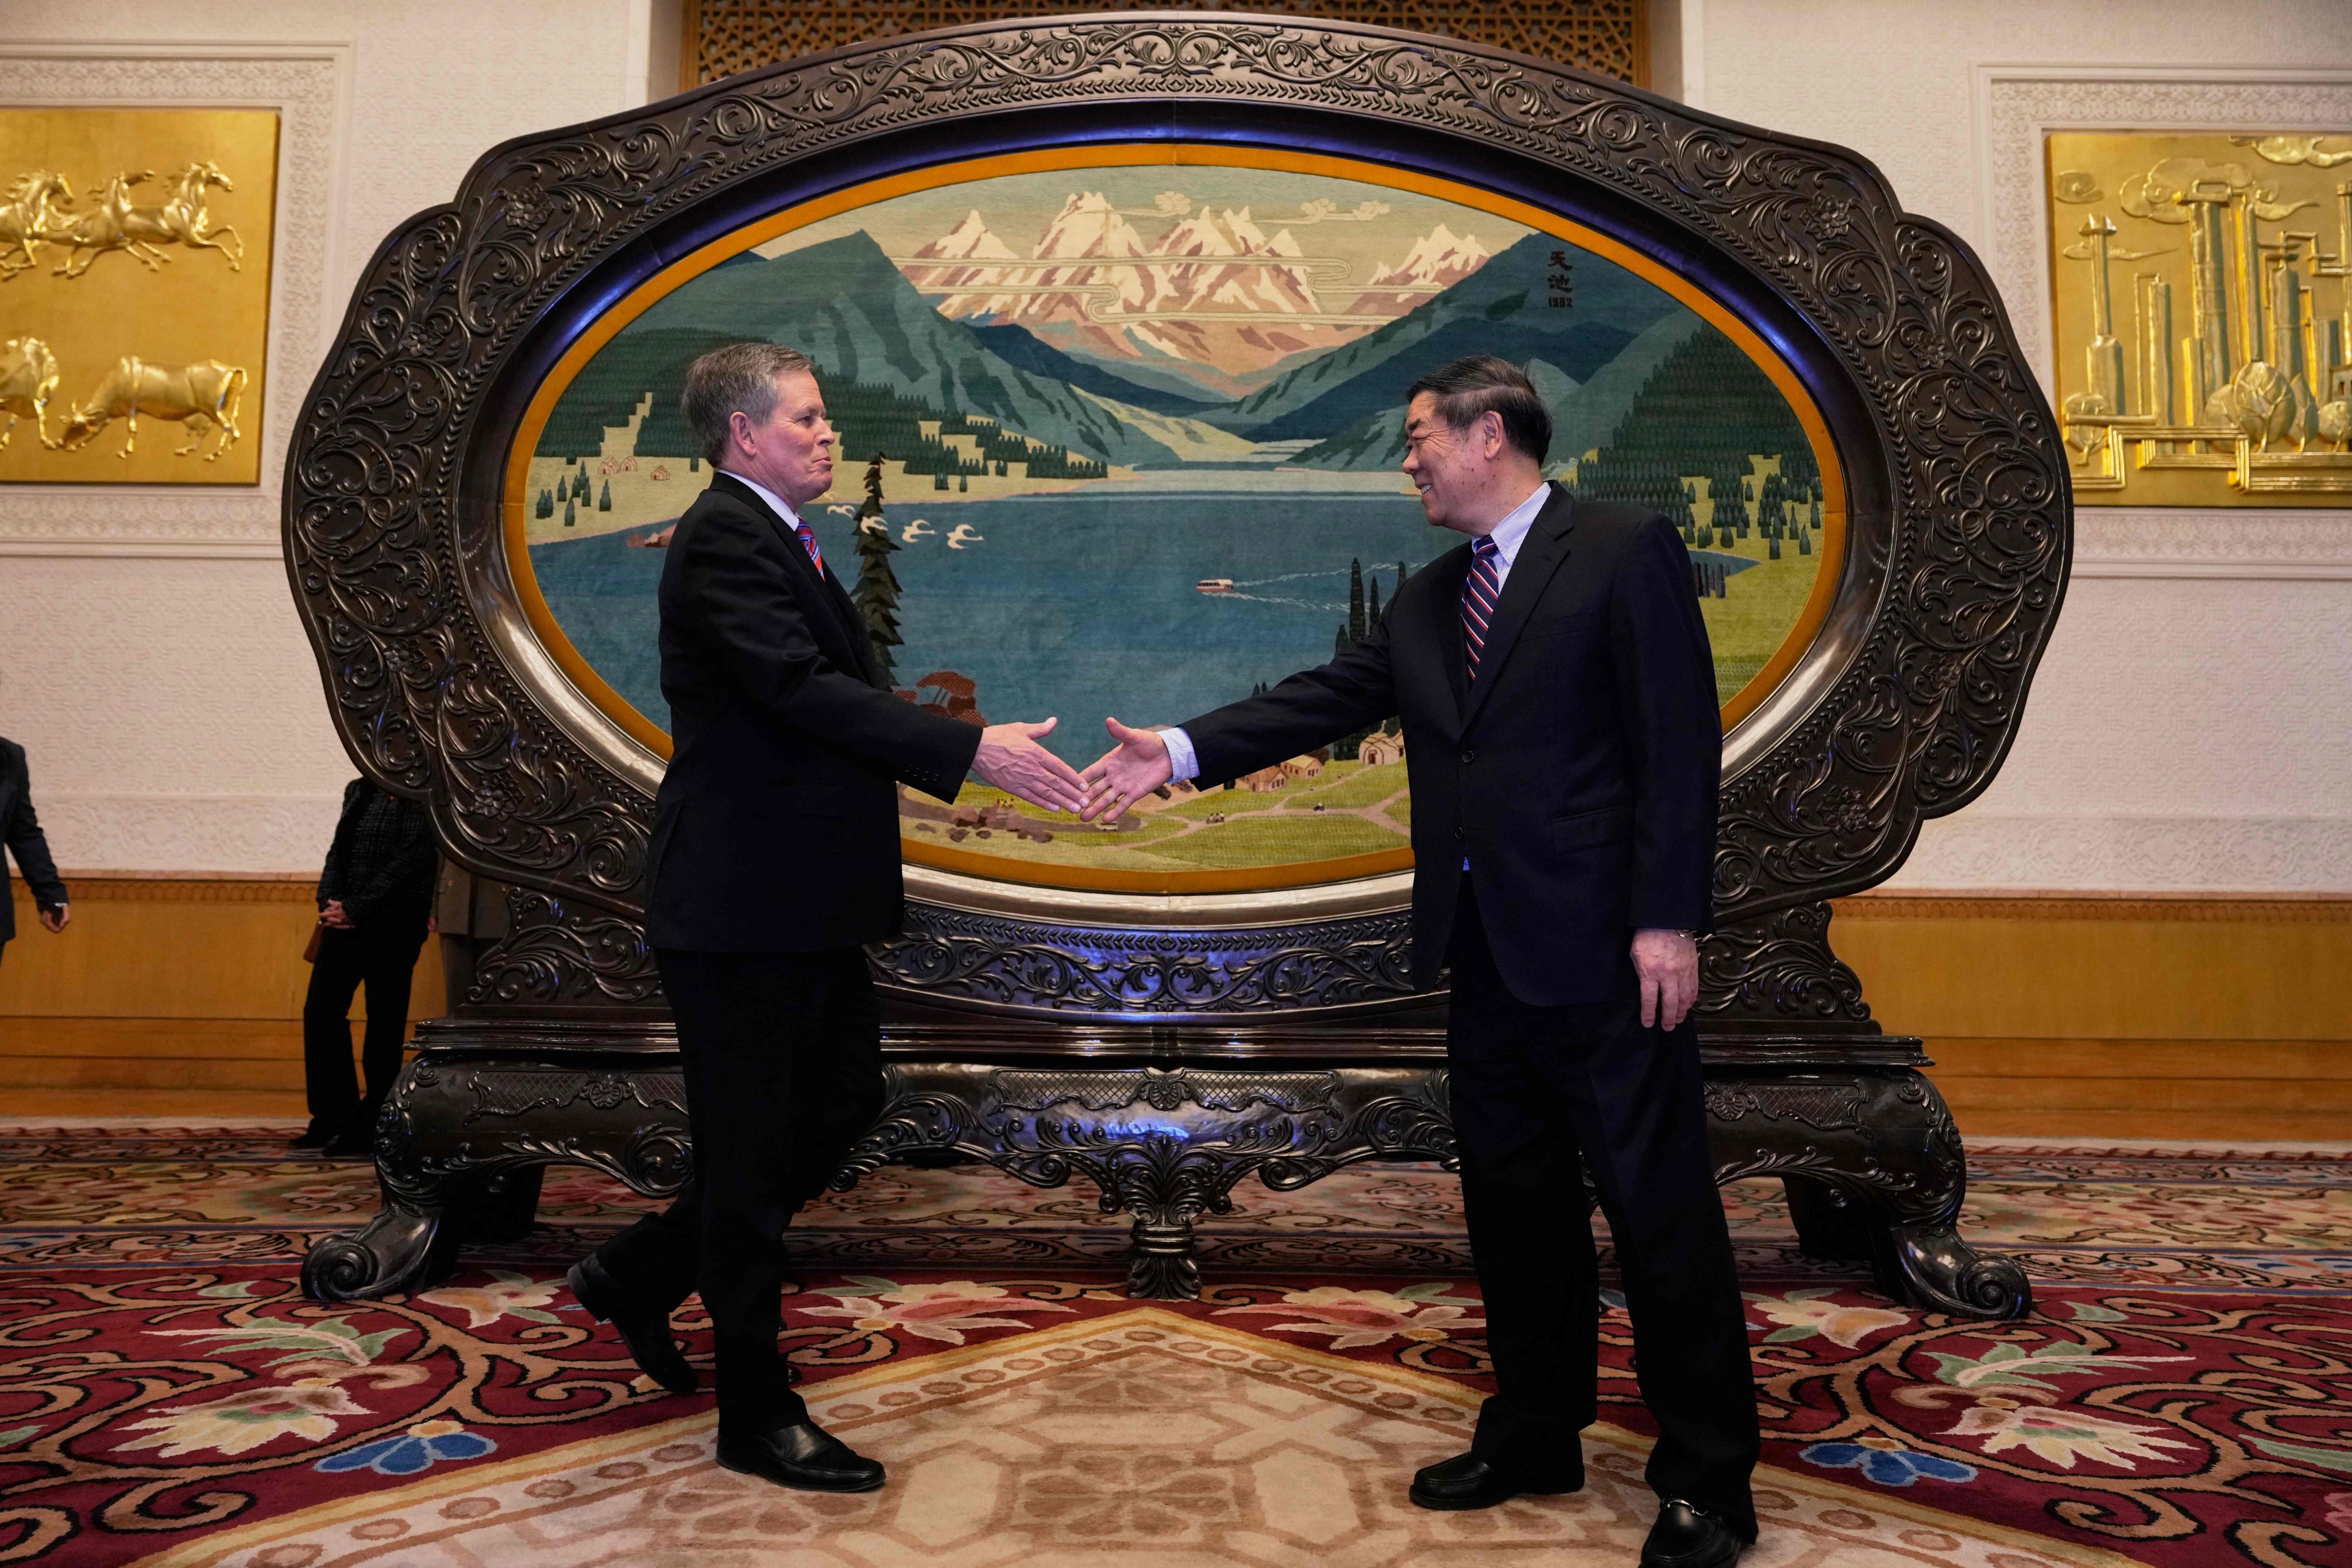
[0, 109, 275, 486]
[2048, 131, 2352, 504]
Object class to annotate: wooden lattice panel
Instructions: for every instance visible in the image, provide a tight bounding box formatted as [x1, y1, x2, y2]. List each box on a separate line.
[685, 1, 1646, 90]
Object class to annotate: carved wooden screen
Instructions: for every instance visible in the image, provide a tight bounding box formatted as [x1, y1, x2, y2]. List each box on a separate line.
[683, 1, 1647, 90]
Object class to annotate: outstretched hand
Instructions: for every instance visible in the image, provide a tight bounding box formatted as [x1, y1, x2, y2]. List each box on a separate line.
[971, 718, 1089, 813]
[1080, 717, 1173, 822]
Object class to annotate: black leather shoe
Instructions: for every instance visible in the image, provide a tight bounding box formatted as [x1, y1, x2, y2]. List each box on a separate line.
[716, 1419, 885, 1493]
[1642, 1499, 1745, 1567]
[566, 1256, 697, 1396]
[318, 1122, 374, 1160]
[1408, 1450, 1583, 1511]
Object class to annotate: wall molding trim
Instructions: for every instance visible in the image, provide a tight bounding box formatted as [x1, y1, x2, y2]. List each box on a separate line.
[13, 872, 314, 903]
[1836, 891, 2352, 922]
[2072, 508, 2352, 579]
[0, 41, 354, 558]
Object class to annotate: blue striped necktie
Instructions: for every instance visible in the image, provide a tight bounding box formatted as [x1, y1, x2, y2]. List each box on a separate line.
[1462, 534, 1501, 683]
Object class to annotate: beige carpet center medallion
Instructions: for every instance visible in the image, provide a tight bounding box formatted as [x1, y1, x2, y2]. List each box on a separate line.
[153, 1311, 2132, 1568]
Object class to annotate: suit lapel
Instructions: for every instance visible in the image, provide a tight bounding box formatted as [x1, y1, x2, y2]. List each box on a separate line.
[1462, 484, 1579, 730]
[714, 473, 878, 683]
[1425, 542, 1472, 724]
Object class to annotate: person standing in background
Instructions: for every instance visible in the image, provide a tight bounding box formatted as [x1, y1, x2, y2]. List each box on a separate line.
[299, 777, 437, 1158]
[1, 736, 71, 974]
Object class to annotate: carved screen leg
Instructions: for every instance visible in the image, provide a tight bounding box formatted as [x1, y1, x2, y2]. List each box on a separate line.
[1707, 1068, 2030, 1319]
[304, 1046, 694, 1303]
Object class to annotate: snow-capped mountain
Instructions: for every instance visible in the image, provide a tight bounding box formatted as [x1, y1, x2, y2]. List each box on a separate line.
[903, 210, 1020, 293]
[916, 193, 1364, 395]
[1347, 224, 1492, 316]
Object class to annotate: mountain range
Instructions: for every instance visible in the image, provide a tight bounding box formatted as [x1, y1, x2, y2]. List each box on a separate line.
[619, 230, 1200, 467]
[1203, 233, 1681, 441]
[1295, 309, 1705, 472]
[540, 211, 1714, 485]
[904, 194, 1505, 401]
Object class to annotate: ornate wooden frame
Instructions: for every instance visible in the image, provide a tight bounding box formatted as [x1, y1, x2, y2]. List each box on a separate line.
[288, 13, 2067, 1312]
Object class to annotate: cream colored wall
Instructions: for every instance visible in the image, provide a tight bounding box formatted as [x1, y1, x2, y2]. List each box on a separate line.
[0, 1, 668, 873]
[1682, 0, 2352, 892]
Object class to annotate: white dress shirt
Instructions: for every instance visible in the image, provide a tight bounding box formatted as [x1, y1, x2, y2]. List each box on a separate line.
[724, 468, 816, 557]
[1159, 482, 1552, 784]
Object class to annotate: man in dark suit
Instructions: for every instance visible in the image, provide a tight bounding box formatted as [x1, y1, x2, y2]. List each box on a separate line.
[565, 342, 1088, 1496]
[1082, 357, 1757, 1566]
[1, 736, 71, 973]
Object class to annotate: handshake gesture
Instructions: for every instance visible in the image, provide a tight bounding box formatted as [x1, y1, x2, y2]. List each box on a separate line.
[966, 716, 1171, 821]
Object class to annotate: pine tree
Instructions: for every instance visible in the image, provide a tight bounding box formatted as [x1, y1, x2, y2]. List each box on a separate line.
[563, 497, 576, 527]
[849, 452, 905, 686]
[536, 488, 553, 519]
[1347, 559, 1366, 643]
[597, 479, 612, 511]
[959, 472, 969, 493]
[1366, 575, 1383, 627]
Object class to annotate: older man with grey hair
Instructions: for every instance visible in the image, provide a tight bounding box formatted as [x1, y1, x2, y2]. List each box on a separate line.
[565, 342, 1088, 1494]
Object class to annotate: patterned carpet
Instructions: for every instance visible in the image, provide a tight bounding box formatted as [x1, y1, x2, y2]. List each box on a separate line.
[1, 1121, 2347, 1567]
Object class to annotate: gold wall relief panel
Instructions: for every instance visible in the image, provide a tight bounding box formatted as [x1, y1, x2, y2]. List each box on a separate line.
[683, 1, 1647, 91]
[0, 107, 277, 486]
[2047, 130, 2352, 505]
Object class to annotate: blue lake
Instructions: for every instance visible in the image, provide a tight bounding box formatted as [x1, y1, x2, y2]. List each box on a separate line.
[529, 488, 1452, 764]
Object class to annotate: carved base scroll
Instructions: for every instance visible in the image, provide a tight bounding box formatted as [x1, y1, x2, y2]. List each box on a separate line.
[304, 1024, 2027, 1320]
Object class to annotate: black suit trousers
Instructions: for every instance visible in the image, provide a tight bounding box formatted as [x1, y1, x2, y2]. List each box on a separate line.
[1447, 879, 1759, 1539]
[592, 946, 886, 1429]
[301, 913, 428, 1131]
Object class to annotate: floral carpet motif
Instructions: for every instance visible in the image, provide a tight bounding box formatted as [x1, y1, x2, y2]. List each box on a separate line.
[0, 1123, 2346, 1566]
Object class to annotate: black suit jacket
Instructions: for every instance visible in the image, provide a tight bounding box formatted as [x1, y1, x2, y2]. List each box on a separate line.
[1, 738, 68, 945]
[1182, 485, 1719, 1006]
[646, 472, 982, 951]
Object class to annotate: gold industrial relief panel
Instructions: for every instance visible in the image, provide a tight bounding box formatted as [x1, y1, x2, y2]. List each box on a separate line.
[0, 108, 277, 486]
[2048, 130, 2352, 504]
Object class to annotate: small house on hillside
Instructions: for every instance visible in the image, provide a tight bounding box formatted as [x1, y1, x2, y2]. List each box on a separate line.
[1280, 755, 1324, 782]
[1358, 732, 1405, 766]
[1237, 766, 1288, 793]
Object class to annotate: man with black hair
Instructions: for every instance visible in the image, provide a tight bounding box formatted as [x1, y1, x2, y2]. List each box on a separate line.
[300, 778, 438, 1157]
[1082, 355, 1758, 1567]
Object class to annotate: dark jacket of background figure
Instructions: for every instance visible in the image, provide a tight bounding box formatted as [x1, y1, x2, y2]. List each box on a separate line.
[1, 737, 69, 945]
[316, 779, 438, 928]
[647, 470, 982, 952]
[1181, 486, 1720, 1006]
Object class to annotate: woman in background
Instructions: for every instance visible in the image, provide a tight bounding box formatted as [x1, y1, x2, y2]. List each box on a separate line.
[298, 778, 437, 1157]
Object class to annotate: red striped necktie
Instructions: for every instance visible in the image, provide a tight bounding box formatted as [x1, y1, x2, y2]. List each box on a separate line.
[1462, 534, 1501, 683]
[791, 517, 825, 577]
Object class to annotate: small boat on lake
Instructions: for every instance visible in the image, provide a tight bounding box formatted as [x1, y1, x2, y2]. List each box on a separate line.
[1196, 577, 1236, 594]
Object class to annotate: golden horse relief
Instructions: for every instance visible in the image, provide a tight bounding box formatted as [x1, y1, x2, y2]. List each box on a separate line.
[51, 162, 242, 279]
[0, 337, 61, 449]
[0, 171, 74, 280]
[57, 354, 248, 460]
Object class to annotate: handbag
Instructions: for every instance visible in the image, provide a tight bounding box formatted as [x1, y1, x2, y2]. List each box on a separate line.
[303, 922, 325, 964]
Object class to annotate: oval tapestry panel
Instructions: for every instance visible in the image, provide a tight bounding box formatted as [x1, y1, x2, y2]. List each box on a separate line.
[506, 146, 1844, 895]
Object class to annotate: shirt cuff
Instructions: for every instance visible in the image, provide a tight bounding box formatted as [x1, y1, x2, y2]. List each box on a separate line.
[1159, 726, 1200, 784]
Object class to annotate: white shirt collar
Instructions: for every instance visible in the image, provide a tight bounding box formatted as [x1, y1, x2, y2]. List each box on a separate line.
[722, 468, 802, 531]
[1480, 482, 1553, 573]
